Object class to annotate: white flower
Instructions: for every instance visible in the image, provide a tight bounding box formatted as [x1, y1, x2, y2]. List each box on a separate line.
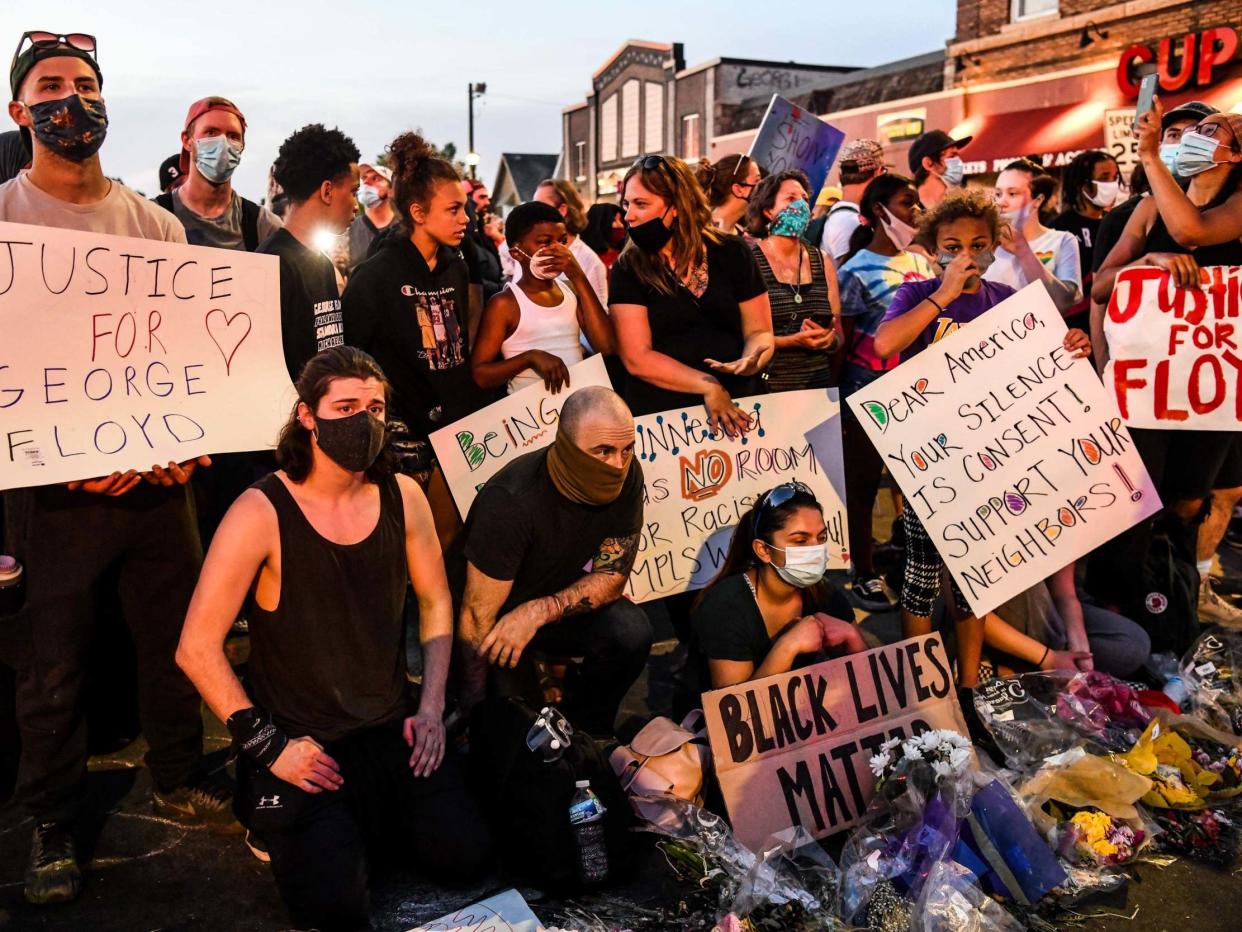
[949, 747, 972, 772]
[902, 739, 924, 760]
[932, 760, 953, 779]
[881, 737, 902, 753]
[944, 731, 971, 751]
[869, 753, 890, 777]
[918, 731, 943, 752]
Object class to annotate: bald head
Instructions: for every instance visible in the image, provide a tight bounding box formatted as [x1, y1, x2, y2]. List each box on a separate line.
[558, 386, 634, 469]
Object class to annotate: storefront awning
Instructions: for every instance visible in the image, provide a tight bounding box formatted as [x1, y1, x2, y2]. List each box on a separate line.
[956, 102, 1107, 176]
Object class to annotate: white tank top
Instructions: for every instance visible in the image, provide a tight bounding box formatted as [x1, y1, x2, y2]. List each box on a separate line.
[500, 281, 585, 393]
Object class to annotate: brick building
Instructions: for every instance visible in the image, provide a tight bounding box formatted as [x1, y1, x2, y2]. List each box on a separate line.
[559, 41, 858, 203]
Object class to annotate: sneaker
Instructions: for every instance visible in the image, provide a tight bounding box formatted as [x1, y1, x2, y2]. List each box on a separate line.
[24, 822, 81, 905]
[244, 830, 271, 863]
[153, 766, 243, 834]
[1198, 578, 1242, 629]
[852, 575, 895, 611]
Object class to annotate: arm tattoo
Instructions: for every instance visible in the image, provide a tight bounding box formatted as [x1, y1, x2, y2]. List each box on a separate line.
[590, 532, 640, 577]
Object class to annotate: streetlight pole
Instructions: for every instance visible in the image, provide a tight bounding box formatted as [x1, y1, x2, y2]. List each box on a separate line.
[467, 82, 486, 180]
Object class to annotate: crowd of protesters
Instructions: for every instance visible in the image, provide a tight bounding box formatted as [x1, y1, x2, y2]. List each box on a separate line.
[2, 27, 1242, 932]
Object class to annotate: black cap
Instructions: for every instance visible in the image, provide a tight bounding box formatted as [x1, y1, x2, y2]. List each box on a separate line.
[10, 44, 102, 101]
[1162, 100, 1218, 131]
[159, 153, 183, 192]
[907, 129, 972, 174]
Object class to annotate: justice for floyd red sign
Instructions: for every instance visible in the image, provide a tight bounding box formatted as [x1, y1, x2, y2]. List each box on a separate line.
[1104, 265, 1242, 430]
[702, 634, 968, 853]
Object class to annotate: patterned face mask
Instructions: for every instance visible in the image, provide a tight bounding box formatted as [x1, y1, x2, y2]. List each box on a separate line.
[770, 198, 810, 238]
[27, 93, 108, 160]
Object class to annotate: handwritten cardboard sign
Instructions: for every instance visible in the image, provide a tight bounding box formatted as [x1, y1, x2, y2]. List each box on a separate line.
[0, 221, 292, 490]
[1104, 265, 1242, 430]
[747, 94, 846, 200]
[702, 634, 968, 852]
[410, 888, 543, 932]
[429, 354, 613, 516]
[627, 388, 849, 603]
[849, 283, 1160, 617]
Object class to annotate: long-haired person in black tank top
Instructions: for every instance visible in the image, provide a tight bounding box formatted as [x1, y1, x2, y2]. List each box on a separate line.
[176, 347, 492, 930]
[1090, 104, 1242, 626]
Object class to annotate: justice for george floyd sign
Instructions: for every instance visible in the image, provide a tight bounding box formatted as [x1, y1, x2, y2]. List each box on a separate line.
[849, 283, 1160, 618]
[626, 388, 849, 603]
[747, 94, 845, 200]
[430, 354, 613, 516]
[0, 221, 292, 490]
[702, 634, 969, 852]
[1104, 265, 1242, 430]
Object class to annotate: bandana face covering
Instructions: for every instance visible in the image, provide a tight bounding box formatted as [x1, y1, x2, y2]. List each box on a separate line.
[545, 427, 631, 505]
[770, 198, 811, 238]
[313, 410, 386, 473]
[28, 93, 108, 160]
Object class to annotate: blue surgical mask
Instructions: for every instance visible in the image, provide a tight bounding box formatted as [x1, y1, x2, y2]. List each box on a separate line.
[1159, 143, 1181, 175]
[770, 198, 810, 238]
[357, 184, 383, 209]
[1173, 131, 1224, 178]
[194, 135, 242, 184]
[940, 157, 965, 187]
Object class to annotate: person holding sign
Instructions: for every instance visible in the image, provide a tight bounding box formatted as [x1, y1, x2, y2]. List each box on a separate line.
[610, 155, 774, 435]
[470, 201, 614, 395]
[691, 481, 864, 688]
[872, 190, 1092, 689]
[453, 387, 651, 737]
[2, 33, 232, 906]
[747, 169, 842, 393]
[176, 347, 493, 930]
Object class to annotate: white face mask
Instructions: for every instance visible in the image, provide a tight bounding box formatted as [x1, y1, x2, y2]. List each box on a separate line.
[878, 205, 918, 251]
[514, 247, 559, 280]
[766, 543, 828, 588]
[1086, 180, 1121, 209]
[357, 184, 383, 209]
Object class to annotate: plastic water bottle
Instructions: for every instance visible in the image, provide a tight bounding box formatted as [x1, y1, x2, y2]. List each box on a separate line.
[1163, 674, 1189, 708]
[568, 779, 609, 884]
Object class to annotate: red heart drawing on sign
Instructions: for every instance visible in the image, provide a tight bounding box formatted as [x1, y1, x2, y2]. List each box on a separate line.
[205, 309, 252, 375]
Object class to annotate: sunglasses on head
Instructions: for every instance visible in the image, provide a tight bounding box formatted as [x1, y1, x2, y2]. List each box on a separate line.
[754, 480, 815, 528]
[11, 31, 97, 76]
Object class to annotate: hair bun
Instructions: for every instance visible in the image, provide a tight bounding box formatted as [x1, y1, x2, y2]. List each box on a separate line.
[387, 132, 438, 172]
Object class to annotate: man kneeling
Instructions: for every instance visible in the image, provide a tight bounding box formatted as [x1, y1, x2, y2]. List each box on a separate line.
[177, 347, 492, 931]
[454, 386, 653, 736]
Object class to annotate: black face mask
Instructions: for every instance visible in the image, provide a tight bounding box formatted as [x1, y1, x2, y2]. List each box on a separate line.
[624, 209, 674, 253]
[313, 410, 386, 473]
[28, 93, 108, 160]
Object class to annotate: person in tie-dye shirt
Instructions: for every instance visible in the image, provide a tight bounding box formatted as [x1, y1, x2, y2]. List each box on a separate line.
[836, 174, 934, 610]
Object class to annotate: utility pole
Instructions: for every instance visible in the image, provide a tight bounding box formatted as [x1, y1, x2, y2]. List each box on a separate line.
[467, 82, 486, 180]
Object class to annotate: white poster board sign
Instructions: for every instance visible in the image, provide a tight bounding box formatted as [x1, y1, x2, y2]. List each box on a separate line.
[429, 354, 612, 516]
[848, 283, 1160, 617]
[627, 388, 849, 602]
[409, 889, 543, 932]
[0, 221, 292, 490]
[1104, 265, 1242, 430]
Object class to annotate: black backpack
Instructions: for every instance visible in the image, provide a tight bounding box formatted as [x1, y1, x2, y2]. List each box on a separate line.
[155, 191, 262, 251]
[1124, 525, 1200, 656]
[469, 697, 634, 891]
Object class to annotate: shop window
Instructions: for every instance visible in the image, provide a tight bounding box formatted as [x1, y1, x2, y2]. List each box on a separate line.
[645, 82, 664, 152]
[682, 113, 701, 161]
[621, 79, 640, 158]
[601, 94, 617, 163]
[1011, 0, 1057, 21]
[575, 141, 586, 181]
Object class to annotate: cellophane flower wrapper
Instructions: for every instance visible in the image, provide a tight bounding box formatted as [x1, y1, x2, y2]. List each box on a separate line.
[1053, 671, 1153, 753]
[1118, 712, 1242, 810]
[723, 825, 843, 929]
[912, 860, 1026, 932]
[972, 674, 1089, 768]
[1149, 807, 1240, 866]
[1181, 630, 1242, 736]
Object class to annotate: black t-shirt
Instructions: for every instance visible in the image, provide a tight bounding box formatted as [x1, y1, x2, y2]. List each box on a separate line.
[342, 235, 490, 440]
[1093, 196, 1143, 272]
[0, 130, 30, 184]
[1051, 210, 1102, 270]
[691, 572, 855, 670]
[447, 448, 644, 614]
[608, 234, 767, 415]
[257, 228, 342, 381]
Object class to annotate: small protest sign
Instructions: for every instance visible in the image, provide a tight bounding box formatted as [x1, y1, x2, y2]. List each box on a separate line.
[702, 634, 968, 852]
[1104, 265, 1242, 430]
[747, 94, 845, 199]
[626, 388, 849, 603]
[849, 282, 1160, 617]
[409, 888, 543, 932]
[0, 221, 292, 490]
[429, 354, 612, 516]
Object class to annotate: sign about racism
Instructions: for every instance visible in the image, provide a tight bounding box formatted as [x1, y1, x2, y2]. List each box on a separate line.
[626, 388, 849, 603]
[410, 888, 543, 932]
[1104, 265, 1242, 430]
[430, 354, 612, 516]
[702, 634, 969, 852]
[747, 94, 845, 199]
[0, 221, 292, 490]
[849, 283, 1160, 617]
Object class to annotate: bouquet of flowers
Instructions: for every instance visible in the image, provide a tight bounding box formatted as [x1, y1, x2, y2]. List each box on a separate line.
[1054, 672, 1151, 752]
[869, 729, 974, 803]
[1050, 807, 1145, 866]
[1151, 807, 1240, 866]
[1120, 718, 1242, 809]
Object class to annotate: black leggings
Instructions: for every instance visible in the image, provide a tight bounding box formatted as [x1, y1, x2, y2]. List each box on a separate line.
[237, 721, 494, 931]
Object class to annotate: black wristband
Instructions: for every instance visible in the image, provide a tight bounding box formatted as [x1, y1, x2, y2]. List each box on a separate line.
[226, 707, 289, 770]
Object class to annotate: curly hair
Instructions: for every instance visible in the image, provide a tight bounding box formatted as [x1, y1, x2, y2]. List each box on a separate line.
[276, 346, 395, 483]
[745, 169, 811, 237]
[1058, 150, 1118, 214]
[693, 154, 760, 208]
[271, 124, 360, 203]
[916, 187, 1001, 248]
[386, 132, 461, 234]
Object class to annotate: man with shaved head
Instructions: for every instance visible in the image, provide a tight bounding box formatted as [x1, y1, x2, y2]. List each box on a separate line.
[452, 386, 651, 736]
